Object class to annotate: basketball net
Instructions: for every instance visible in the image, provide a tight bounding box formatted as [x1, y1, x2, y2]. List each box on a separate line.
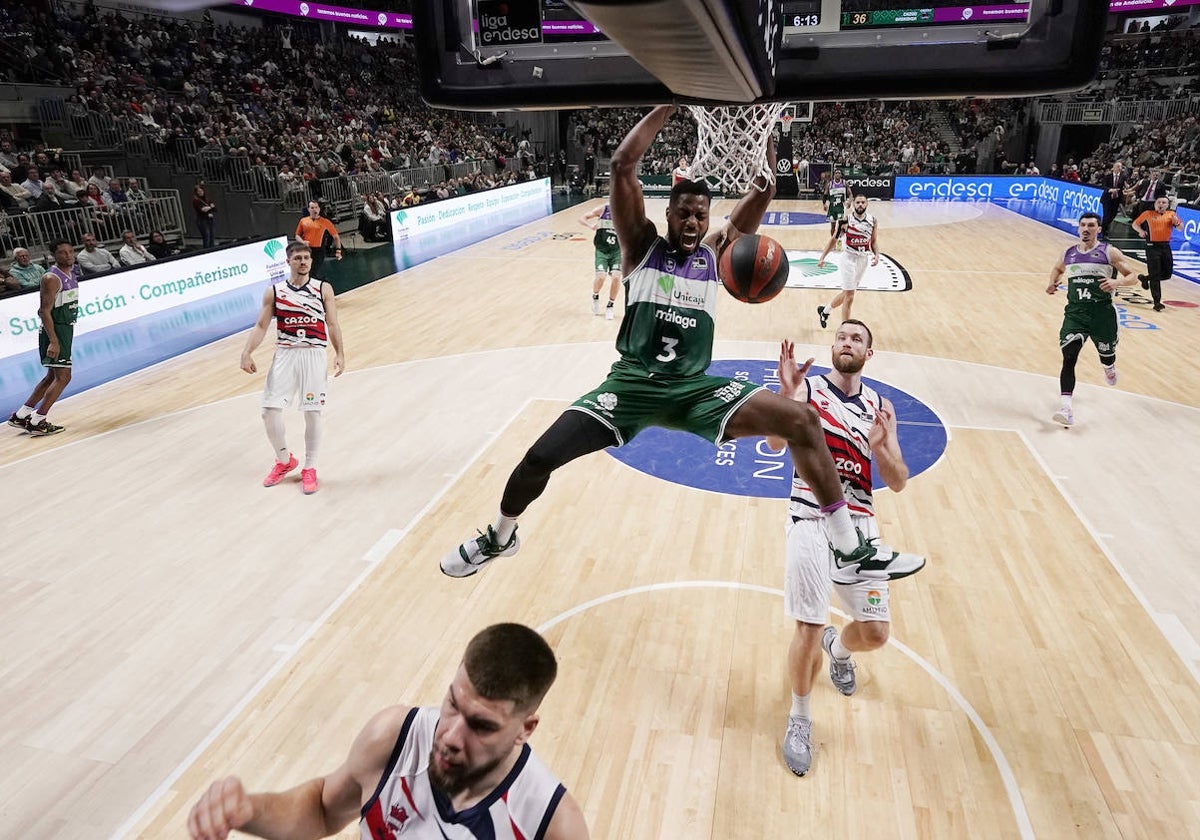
[781, 113, 794, 137]
[683, 102, 791, 194]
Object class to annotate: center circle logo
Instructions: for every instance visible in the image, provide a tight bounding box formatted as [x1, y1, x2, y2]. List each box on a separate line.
[607, 359, 947, 498]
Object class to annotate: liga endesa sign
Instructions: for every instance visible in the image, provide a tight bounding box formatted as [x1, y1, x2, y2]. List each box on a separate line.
[844, 175, 894, 199]
[391, 179, 552, 241]
[0, 237, 287, 360]
[894, 175, 1102, 215]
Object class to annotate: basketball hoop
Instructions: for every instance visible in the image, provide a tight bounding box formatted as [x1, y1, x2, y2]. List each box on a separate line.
[781, 112, 795, 138]
[684, 102, 791, 195]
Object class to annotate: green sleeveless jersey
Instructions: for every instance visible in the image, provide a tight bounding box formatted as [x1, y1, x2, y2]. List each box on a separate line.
[593, 204, 619, 255]
[1062, 242, 1116, 310]
[826, 181, 848, 216]
[616, 238, 718, 378]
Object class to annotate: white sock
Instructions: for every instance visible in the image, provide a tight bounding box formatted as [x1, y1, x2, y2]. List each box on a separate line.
[831, 633, 852, 661]
[790, 692, 810, 719]
[303, 411, 322, 469]
[823, 503, 858, 554]
[263, 408, 288, 463]
[1060, 393, 1073, 409]
[494, 513, 519, 544]
[16, 405, 34, 419]
[31, 412, 45, 425]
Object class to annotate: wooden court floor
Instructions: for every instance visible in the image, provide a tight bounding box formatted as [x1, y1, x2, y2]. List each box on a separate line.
[2, 199, 1200, 839]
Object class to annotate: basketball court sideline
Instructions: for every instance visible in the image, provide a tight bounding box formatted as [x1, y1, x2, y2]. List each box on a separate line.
[2, 194, 1200, 839]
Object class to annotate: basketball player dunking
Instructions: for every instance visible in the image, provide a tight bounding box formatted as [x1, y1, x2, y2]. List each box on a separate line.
[442, 105, 924, 582]
[816, 194, 879, 328]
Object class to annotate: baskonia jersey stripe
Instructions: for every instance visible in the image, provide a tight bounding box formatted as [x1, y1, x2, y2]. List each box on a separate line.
[843, 212, 876, 253]
[273, 278, 328, 348]
[360, 707, 566, 840]
[789, 375, 879, 519]
[615, 237, 719, 378]
[1062, 243, 1116, 308]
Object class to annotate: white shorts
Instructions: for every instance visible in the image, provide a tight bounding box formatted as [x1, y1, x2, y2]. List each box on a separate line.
[839, 248, 871, 291]
[784, 515, 891, 625]
[262, 346, 328, 411]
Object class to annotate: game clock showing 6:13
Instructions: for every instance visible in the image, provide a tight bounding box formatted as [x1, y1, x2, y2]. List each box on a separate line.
[782, 0, 822, 28]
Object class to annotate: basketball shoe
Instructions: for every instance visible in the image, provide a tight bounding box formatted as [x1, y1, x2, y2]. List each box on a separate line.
[782, 715, 813, 776]
[301, 468, 318, 494]
[1104, 365, 1118, 386]
[263, 454, 299, 487]
[816, 305, 829, 329]
[830, 528, 924, 582]
[26, 419, 64, 437]
[591, 296, 600, 315]
[605, 302, 615, 320]
[1052, 407, 1074, 427]
[823, 626, 857, 696]
[441, 525, 520, 577]
[7, 411, 30, 430]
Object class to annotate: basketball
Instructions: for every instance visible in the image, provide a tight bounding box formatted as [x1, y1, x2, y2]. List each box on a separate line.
[718, 234, 789, 303]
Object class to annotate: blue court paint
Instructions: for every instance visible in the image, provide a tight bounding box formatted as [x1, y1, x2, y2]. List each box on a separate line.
[607, 358, 947, 498]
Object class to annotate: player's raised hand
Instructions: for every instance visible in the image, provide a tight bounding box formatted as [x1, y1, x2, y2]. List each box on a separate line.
[187, 776, 255, 840]
[777, 340, 814, 400]
[869, 401, 897, 449]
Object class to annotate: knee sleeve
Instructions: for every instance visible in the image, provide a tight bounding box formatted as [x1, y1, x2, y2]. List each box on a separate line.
[1059, 339, 1082, 393]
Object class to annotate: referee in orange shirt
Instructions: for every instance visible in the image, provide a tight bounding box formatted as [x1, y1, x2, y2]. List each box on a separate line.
[295, 200, 343, 273]
[1131, 195, 1182, 312]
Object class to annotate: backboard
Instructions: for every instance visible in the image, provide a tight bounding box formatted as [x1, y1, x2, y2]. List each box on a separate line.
[412, 0, 1108, 110]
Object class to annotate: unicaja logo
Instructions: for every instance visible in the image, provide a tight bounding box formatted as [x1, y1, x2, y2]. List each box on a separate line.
[264, 240, 284, 259]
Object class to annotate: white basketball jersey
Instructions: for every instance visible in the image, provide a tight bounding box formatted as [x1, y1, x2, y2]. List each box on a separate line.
[789, 375, 879, 519]
[843, 212, 876, 253]
[360, 707, 566, 840]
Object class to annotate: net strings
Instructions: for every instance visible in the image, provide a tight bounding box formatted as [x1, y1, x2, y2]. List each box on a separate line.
[683, 102, 791, 194]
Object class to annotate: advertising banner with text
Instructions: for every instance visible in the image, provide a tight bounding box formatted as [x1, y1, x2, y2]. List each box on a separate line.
[390, 179, 553, 269]
[0, 237, 287, 360]
[895, 175, 1103, 216]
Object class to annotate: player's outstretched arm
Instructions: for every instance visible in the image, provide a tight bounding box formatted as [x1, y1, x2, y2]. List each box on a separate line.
[578, 205, 601, 229]
[610, 105, 674, 269]
[726, 135, 777, 237]
[764, 339, 814, 451]
[186, 706, 408, 840]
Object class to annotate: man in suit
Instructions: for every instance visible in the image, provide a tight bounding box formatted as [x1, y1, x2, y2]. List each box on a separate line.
[1132, 168, 1168, 220]
[1100, 161, 1128, 239]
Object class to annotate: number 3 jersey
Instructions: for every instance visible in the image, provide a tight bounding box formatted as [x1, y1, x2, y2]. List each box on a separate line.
[273, 277, 329, 348]
[616, 236, 719, 377]
[789, 375, 880, 520]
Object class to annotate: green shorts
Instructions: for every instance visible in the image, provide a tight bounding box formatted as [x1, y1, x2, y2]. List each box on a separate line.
[569, 360, 764, 446]
[1060, 305, 1118, 356]
[39, 323, 74, 367]
[594, 249, 621, 274]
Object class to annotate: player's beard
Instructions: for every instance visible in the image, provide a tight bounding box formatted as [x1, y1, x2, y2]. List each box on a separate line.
[832, 350, 866, 375]
[427, 746, 503, 798]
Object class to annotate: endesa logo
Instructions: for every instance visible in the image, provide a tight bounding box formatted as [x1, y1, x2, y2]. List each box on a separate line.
[1035, 181, 1102, 214]
[896, 176, 1042, 201]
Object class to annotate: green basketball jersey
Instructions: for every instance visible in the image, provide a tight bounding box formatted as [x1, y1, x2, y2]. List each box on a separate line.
[1062, 242, 1116, 310]
[593, 204, 619, 255]
[826, 181, 848, 216]
[616, 237, 718, 378]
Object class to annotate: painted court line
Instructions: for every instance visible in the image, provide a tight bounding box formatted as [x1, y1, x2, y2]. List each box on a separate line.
[536, 580, 1035, 840]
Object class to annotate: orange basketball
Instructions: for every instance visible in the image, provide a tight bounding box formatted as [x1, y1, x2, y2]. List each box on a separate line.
[718, 234, 789, 303]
